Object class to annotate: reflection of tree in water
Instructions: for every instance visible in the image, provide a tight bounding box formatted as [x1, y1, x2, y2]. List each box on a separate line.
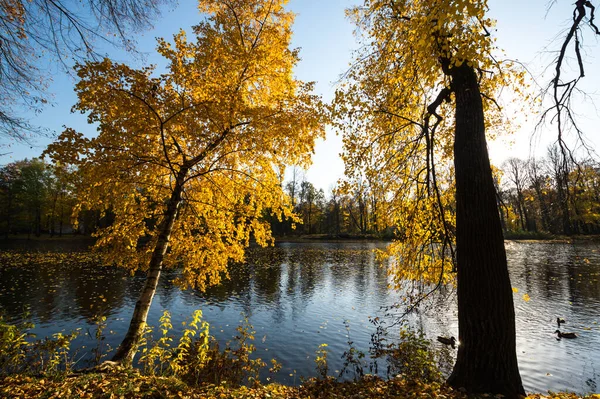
[0, 255, 128, 323]
[569, 243, 600, 308]
[517, 241, 600, 308]
[156, 268, 179, 310]
[180, 261, 252, 314]
[250, 247, 283, 304]
[289, 248, 324, 299]
[524, 243, 570, 301]
[69, 265, 128, 320]
[0, 265, 40, 321]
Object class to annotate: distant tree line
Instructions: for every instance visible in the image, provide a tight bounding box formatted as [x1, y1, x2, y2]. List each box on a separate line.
[266, 166, 394, 238]
[3, 148, 600, 240]
[497, 145, 600, 236]
[1, 159, 394, 239]
[0, 158, 111, 237]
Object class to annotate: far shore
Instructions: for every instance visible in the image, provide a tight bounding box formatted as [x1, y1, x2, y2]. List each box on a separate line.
[1, 232, 600, 247]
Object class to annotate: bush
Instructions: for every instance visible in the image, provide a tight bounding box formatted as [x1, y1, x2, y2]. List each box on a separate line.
[0, 316, 79, 375]
[381, 327, 441, 384]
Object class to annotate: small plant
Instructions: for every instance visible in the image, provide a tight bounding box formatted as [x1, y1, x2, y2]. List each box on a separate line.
[315, 343, 329, 379]
[170, 309, 210, 377]
[174, 315, 266, 387]
[339, 320, 366, 380]
[0, 317, 30, 374]
[0, 316, 79, 375]
[139, 310, 175, 375]
[90, 314, 110, 365]
[384, 327, 441, 383]
[27, 329, 80, 375]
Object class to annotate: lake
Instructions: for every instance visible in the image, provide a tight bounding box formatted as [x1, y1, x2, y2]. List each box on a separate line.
[0, 239, 599, 395]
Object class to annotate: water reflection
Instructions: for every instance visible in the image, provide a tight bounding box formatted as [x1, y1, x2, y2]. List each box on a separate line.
[0, 240, 599, 394]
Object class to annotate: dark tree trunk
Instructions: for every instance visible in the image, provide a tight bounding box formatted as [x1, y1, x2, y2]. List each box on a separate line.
[50, 192, 58, 237]
[59, 196, 64, 237]
[35, 207, 41, 237]
[111, 170, 186, 365]
[446, 64, 525, 398]
[5, 192, 12, 239]
[532, 182, 550, 232]
[556, 172, 572, 235]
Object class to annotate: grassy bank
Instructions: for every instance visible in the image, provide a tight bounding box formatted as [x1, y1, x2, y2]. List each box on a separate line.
[1, 371, 596, 399]
[1, 318, 597, 399]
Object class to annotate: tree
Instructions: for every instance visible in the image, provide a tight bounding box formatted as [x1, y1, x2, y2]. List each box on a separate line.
[541, 0, 599, 158]
[548, 144, 573, 235]
[285, 165, 303, 208]
[1, 0, 167, 142]
[0, 161, 22, 237]
[18, 158, 50, 237]
[503, 158, 532, 231]
[45, 162, 77, 236]
[297, 180, 324, 234]
[45, 0, 326, 365]
[334, 0, 525, 396]
[527, 157, 552, 233]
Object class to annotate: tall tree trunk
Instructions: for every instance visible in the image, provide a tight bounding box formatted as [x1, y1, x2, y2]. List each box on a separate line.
[111, 171, 186, 364]
[59, 194, 64, 237]
[35, 207, 41, 237]
[447, 64, 525, 398]
[532, 182, 550, 232]
[555, 169, 572, 235]
[50, 192, 58, 237]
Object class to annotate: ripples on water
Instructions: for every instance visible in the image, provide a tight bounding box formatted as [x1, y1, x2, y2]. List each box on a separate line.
[0, 239, 599, 394]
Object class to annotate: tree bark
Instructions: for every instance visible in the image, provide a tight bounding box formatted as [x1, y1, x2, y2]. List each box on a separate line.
[5, 191, 12, 239]
[111, 170, 186, 364]
[446, 64, 525, 398]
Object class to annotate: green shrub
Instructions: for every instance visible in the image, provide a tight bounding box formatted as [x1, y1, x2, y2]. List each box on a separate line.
[382, 327, 441, 384]
[0, 316, 79, 375]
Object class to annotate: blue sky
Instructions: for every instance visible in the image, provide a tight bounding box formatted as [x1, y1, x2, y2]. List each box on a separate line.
[2, 0, 599, 192]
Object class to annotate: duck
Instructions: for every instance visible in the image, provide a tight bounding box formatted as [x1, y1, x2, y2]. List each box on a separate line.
[437, 336, 456, 349]
[557, 317, 566, 326]
[554, 329, 577, 339]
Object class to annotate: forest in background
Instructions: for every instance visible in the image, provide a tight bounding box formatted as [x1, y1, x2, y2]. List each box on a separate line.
[3, 142, 600, 239]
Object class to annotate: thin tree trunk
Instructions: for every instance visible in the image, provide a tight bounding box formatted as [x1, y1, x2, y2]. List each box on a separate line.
[50, 192, 58, 237]
[447, 63, 525, 398]
[35, 207, 41, 237]
[111, 171, 186, 364]
[532, 182, 550, 232]
[556, 173, 572, 235]
[59, 194, 64, 237]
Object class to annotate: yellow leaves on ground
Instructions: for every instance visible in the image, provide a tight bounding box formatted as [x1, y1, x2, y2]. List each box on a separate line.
[43, 0, 327, 290]
[1, 373, 596, 399]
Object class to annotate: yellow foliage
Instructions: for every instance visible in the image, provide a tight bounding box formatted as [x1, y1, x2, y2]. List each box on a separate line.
[44, 0, 327, 290]
[333, 0, 529, 288]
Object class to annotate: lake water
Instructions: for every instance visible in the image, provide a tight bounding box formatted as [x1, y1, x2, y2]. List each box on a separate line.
[0, 240, 599, 395]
